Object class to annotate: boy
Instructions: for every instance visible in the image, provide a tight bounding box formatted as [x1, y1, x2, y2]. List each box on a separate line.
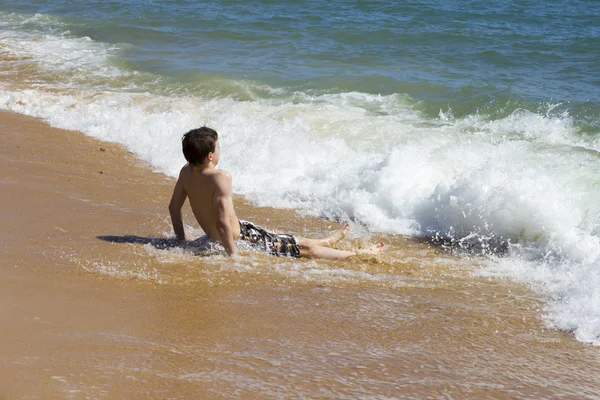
[169, 127, 384, 259]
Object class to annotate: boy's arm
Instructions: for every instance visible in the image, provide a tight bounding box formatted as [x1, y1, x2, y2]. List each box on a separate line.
[213, 171, 236, 256]
[169, 169, 187, 241]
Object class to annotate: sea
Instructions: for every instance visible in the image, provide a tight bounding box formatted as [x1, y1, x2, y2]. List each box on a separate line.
[1, 0, 600, 355]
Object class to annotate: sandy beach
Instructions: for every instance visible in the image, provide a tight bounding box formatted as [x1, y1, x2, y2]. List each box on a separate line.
[2, 110, 600, 399]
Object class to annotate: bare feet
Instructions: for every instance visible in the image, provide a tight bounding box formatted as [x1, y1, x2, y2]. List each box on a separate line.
[355, 242, 385, 256]
[322, 224, 351, 247]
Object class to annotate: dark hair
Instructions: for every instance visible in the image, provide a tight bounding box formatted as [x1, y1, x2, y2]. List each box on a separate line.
[182, 126, 218, 166]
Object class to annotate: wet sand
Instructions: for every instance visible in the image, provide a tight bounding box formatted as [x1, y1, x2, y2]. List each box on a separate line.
[2, 110, 600, 399]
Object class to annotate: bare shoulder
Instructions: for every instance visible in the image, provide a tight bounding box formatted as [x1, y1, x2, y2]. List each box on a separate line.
[210, 169, 232, 182]
[219, 169, 232, 179]
[211, 170, 232, 193]
[178, 163, 192, 179]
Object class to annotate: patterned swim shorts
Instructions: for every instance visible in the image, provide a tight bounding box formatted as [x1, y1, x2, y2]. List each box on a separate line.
[238, 220, 301, 258]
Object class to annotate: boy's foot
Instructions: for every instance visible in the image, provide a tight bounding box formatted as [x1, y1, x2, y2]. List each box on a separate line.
[322, 224, 351, 247]
[356, 242, 385, 256]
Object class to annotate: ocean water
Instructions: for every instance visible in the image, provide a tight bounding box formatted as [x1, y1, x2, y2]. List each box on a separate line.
[1, 0, 600, 345]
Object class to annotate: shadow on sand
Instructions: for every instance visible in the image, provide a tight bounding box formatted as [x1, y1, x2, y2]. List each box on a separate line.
[97, 235, 182, 250]
[97, 235, 223, 256]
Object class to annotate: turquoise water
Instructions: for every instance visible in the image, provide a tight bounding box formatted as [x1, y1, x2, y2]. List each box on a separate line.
[3, 0, 600, 126]
[2, 0, 600, 345]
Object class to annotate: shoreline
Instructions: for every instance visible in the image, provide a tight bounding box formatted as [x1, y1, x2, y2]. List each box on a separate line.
[2, 110, 600, 398]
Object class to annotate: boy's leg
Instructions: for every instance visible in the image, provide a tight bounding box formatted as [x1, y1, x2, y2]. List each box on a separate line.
[296, 237, 384, 260]
[296, 224, 351, 249]
[319, 224, 351, 247]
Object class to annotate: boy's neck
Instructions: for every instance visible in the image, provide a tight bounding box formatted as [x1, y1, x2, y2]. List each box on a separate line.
[191, 162, 216, 172]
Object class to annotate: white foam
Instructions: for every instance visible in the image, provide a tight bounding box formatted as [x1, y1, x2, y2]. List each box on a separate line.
[483, 253, 600, 345]
[0, 11, 141, 90]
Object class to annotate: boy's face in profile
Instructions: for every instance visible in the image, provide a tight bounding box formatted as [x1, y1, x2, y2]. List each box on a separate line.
[211, 139, 220, 166]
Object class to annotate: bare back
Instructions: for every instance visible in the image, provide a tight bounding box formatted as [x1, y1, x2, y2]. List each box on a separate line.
[179, 164, 240, 241]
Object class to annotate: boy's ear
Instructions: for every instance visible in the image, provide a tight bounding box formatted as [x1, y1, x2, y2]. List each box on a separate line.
[207, 152, 213, 162]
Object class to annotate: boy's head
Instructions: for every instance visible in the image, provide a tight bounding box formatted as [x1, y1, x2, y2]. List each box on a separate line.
[182, 126, 219, 166]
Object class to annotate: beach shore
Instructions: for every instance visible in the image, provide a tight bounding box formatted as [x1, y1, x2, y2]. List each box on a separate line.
[2, 110, 600, 399]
